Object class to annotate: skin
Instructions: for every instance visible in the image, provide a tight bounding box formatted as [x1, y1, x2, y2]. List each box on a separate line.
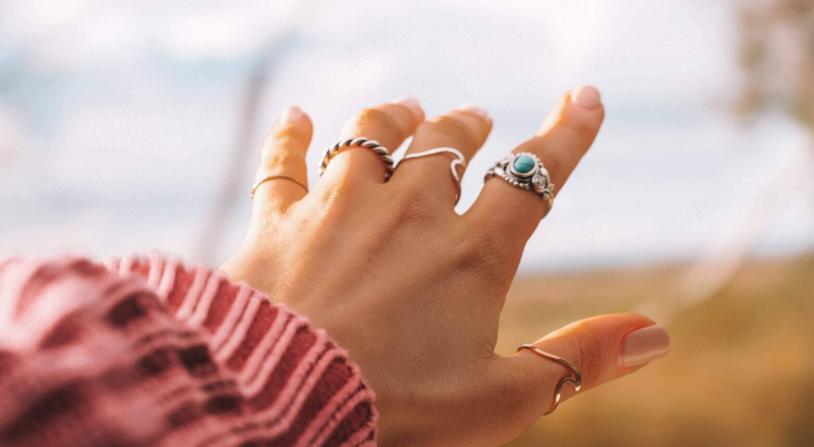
[221, 89, 664, 446]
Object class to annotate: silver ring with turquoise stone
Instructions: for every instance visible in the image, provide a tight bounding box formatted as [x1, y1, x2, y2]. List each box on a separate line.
[484, 152, 555, 207]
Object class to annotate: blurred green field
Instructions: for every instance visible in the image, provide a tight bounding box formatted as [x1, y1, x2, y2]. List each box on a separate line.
[497, 254, 814, 447]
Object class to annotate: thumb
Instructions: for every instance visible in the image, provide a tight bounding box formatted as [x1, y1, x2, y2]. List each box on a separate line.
[497, 313, 670, 420]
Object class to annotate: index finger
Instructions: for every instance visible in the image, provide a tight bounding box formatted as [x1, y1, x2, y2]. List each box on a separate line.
[465, 86, 605, 250]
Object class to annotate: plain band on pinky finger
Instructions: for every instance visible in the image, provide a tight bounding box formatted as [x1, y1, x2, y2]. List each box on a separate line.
[250, 105, 313, 216]
[251, 175, 308, 197]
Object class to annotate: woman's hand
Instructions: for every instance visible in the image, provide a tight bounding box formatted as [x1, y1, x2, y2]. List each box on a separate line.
[221, 88, 670, 446]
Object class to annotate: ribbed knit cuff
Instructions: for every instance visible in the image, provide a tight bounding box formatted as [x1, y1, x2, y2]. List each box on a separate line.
[0, 254, 377, 447]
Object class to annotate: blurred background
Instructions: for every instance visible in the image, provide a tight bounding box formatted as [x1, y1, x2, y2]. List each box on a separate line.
[1, 0, 812, 445]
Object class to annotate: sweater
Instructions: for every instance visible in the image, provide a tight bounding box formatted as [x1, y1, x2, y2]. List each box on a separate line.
[0, 254, 377, 447]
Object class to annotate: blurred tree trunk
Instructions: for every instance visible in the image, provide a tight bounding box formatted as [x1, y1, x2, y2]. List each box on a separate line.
[196, 2, 317, 264]
[196, 44, 277, 264]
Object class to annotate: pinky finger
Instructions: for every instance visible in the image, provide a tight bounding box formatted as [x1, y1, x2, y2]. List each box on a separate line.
[251, 106, 313, 218]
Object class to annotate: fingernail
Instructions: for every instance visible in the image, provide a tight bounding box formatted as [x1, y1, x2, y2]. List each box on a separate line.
[571, 85, 601, 109]
[456, 103, 491, 121]
[393, 95, 424, 119]
[619, 324, 670, 367]
[279, 106, 304, 124]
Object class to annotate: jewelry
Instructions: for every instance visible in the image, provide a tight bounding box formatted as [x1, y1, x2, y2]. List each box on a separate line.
[396, 147, 466, 203]
[319, 137, 395, 180]
[250, 175, 308, 197]
[516, 344, 582, 415]
[484, 152, 555, 208]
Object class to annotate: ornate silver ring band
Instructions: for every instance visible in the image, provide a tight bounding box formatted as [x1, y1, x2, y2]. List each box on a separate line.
[250, 175, 308, 197]
[484, 152, 555, 209]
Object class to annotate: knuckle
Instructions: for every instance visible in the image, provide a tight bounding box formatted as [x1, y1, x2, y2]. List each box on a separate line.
[391, 185, 440, 224]
[265, 124, 309, 147]
[575, 322, 603, 387]
[492, 383, 536, 430]
[466, 226, 501, 259]
[476, 218, 524, 262]
[314, 176, 362, 215]
[267, 133, 297, 151]
[489, 360, 545, 429]
[260, 150, 301, 170]
[351, 107, 402, 137]
[562, 110, 599, 142]
[425, 115, 478, 151]
[449, 238, 482, 273]
[451, 226, 512, 282]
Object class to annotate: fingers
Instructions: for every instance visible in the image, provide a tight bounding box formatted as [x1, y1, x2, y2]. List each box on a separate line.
[495, 314, 669, 423]
[320, 97, 424, 185]
[389, 105, 492, 205]
[251, 106, 313, 216]
[466, 86, 605, 249]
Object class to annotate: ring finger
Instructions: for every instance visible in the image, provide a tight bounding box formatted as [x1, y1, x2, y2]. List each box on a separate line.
[390, 105, 492, 206]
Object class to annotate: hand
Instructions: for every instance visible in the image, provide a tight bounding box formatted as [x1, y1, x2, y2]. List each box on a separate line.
[221, 88, 670, 446]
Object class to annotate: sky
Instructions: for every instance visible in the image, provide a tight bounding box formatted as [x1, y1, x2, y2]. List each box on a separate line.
[1, 0, 812, 270]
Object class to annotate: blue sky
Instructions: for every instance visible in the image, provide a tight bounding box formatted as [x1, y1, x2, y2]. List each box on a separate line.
[1, 0, 812, 270]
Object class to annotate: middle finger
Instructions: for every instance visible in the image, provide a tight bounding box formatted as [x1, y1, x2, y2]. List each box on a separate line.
[389, 105, 492, 206]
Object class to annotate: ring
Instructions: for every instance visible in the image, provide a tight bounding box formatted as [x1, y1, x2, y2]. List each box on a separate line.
[395, 147, 466, 203]
[319, 137, 395, 180]
[250, 175, 308, 197]
[516, 344, 582, 415]
[484, 152, 555, 209]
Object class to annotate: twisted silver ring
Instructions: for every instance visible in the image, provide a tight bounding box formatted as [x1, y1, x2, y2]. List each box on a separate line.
[319, 137, 394, 180]
[517, 344, 582, 415]
[396, 147, 466, 203]
[485, 152, 555, 209]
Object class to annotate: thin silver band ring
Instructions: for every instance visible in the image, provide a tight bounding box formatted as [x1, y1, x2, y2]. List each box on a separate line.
[250, 175, 308, 197]
[396, 147, 466, 203]
[516, 344, 582, 415]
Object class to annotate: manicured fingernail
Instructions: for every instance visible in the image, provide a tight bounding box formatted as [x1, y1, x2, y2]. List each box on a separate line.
[571, 85, 601, 109]
[456, 103, 491, 121]
[393, 95, 423, 119]
[279, 106, 303, 124]
[619, 324, 670, 367]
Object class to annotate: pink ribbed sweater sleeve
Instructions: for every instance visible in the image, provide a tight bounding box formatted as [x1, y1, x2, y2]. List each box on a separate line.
[0, 254, 377, 447]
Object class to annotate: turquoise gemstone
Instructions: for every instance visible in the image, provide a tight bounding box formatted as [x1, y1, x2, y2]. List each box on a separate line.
[512, 154, 536, 173]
